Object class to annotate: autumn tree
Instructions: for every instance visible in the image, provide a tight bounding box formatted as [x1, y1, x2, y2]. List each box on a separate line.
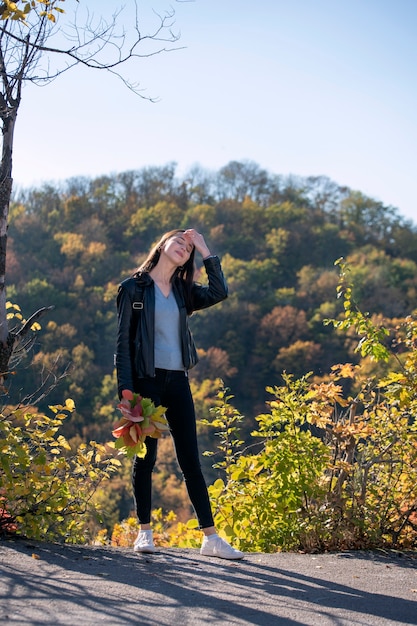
[0, 0, 181, 382]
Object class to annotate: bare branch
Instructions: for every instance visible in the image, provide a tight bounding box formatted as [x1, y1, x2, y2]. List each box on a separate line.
[0, 2, 185, 98]
[19, 357, 72, 407]
[15, 305, 55, 339]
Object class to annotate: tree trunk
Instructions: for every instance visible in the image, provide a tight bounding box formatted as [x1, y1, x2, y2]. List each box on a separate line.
[0, 108, 16, 374]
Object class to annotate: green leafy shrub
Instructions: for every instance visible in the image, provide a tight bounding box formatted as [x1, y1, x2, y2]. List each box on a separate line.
[204, 380, 333, 552]
[0, 399, 120, 542]
[199, 260, 417, 552]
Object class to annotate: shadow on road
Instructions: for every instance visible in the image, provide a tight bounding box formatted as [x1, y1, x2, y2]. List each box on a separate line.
[1, 539, 416, 625]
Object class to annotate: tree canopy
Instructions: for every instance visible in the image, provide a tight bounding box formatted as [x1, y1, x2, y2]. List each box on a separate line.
[7, 161, 417, 438]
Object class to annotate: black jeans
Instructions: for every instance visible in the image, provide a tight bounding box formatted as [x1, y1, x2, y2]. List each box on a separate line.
[132, 368, 214, 529]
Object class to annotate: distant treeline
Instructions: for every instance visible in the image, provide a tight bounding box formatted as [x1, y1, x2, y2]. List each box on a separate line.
[7, 161, 417, 445]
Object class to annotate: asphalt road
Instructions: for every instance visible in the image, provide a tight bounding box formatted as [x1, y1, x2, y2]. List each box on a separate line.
[1, 538, 416, 625]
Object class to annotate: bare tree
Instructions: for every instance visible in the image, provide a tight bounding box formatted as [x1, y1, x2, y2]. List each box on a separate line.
[0, 0, 181, 382]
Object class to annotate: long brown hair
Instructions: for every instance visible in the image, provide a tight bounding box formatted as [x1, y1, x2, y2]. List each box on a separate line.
[133, 229, 196, 313]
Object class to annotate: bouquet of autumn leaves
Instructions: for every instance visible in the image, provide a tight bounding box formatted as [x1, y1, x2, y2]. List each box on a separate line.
[112, 390, 169, 458]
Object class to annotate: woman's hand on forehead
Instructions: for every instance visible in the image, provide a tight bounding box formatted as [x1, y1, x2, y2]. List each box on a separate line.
[183, 229, 202, 245]
[183, 230, 211, 258]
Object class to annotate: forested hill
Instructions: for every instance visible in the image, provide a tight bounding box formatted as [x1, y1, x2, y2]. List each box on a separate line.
[7, 160, 417, 443]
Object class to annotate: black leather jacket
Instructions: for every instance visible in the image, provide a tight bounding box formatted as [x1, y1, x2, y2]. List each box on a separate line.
[115, 256, 228, 396]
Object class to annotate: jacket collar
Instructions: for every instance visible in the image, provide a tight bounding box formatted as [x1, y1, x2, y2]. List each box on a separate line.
[132, 271, 153, 287]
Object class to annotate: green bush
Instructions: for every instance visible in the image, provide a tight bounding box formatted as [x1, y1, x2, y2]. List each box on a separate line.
[0, 399, 120, 542]
[200, 261, 417, 552]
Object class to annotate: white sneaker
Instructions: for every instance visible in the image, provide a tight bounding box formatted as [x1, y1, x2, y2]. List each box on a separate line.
[200, 535, 244, 560]
[133, 529, 156, 554]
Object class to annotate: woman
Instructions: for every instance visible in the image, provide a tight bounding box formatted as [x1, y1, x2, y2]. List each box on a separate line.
[115, 228, 243, 560]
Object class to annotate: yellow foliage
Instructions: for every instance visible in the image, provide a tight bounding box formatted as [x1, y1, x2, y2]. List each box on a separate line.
[54, 232, 85, 258]
[0, 400, 119, 542]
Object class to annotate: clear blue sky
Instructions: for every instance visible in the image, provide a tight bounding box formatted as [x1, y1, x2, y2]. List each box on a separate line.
[12, 0, 417, 224]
